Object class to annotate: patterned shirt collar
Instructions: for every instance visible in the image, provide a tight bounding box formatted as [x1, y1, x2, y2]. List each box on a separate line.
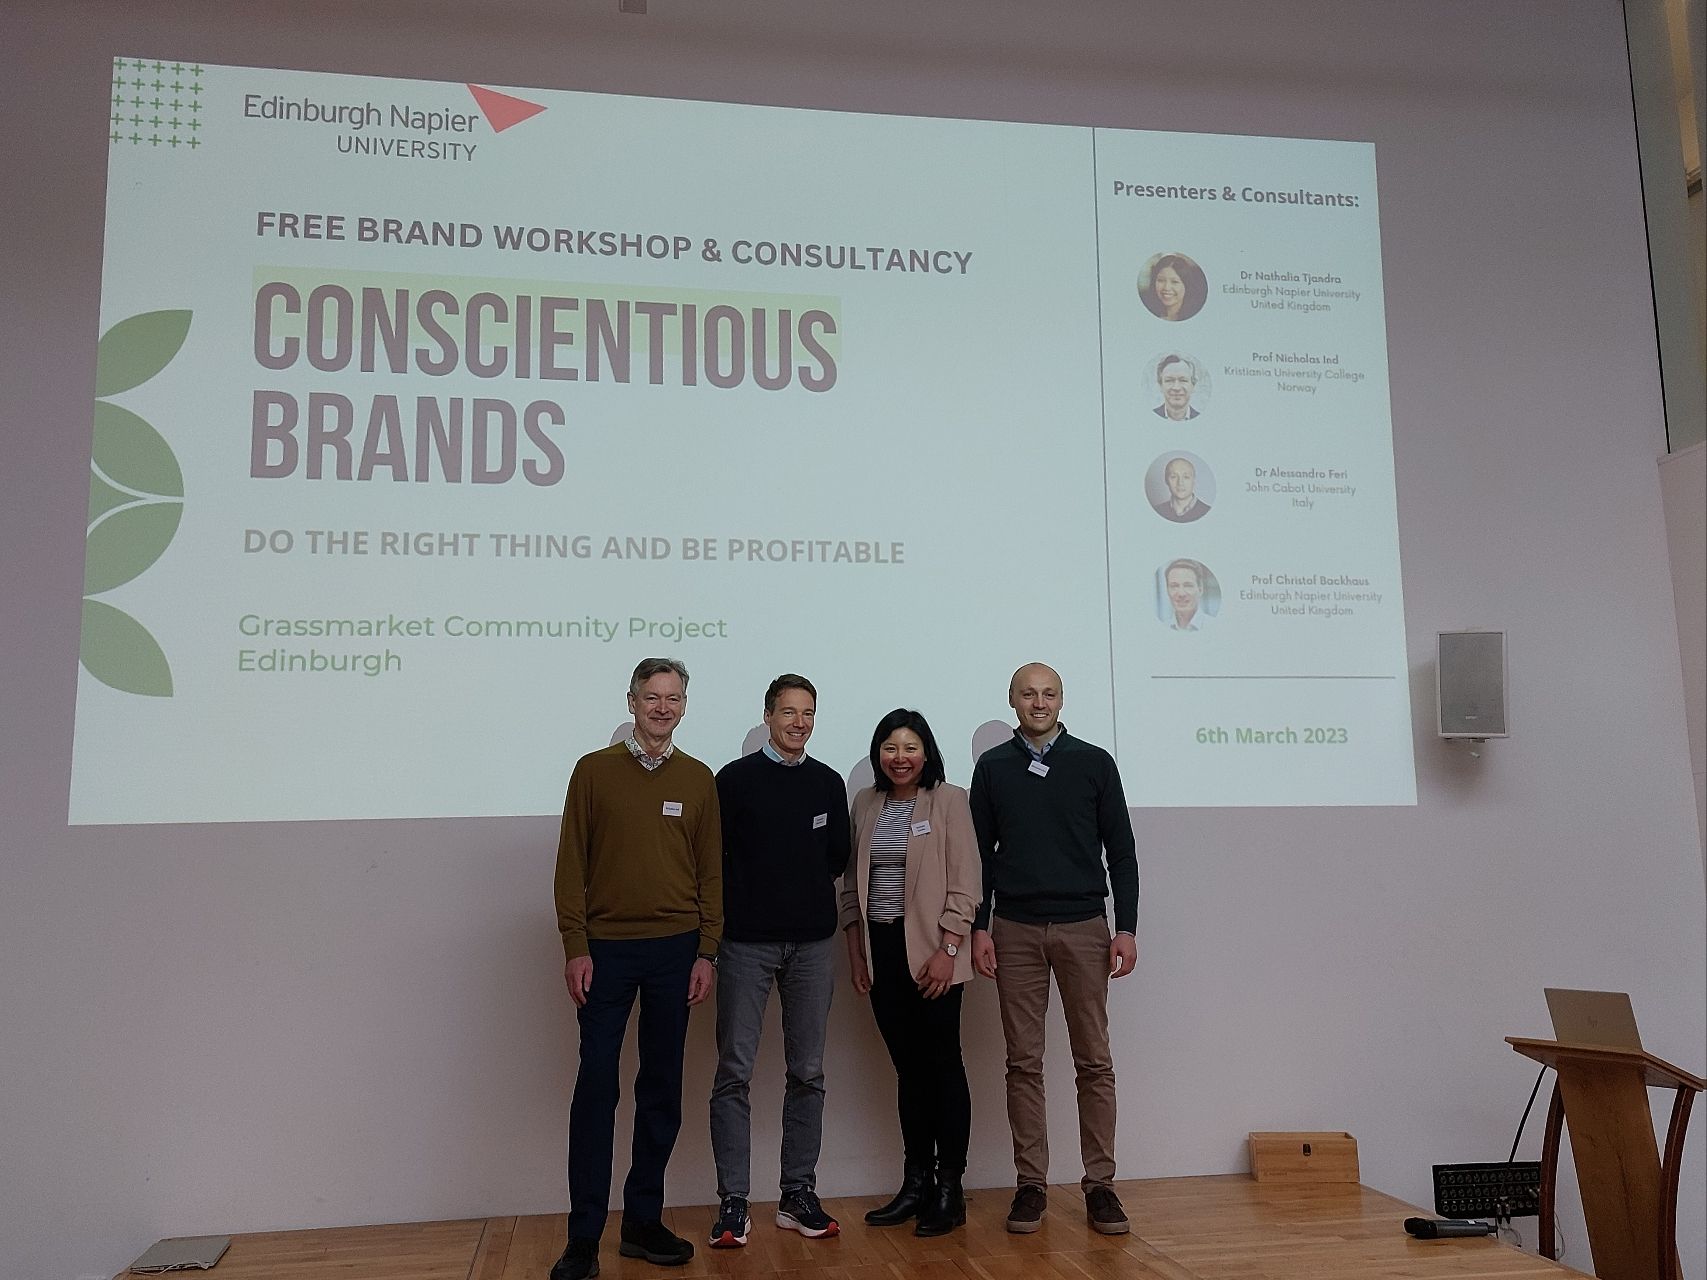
[625, 735, 674, 771]
[761, 740, 808, 766]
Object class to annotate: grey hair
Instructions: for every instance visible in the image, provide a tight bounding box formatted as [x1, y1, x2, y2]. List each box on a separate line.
[630, 657, 690, 697]
[1156, 353, 1198, 384]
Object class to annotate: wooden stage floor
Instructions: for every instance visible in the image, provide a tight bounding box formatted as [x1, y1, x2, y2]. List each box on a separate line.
[120, 1176, 1589, 1280]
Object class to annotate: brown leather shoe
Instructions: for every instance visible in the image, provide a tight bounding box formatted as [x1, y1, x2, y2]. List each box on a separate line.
[1006, 1184, 1048, 1233]
[1086, 1186, 1129, 1235]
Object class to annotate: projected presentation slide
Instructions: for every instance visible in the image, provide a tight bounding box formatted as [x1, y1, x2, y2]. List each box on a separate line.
[72, 59, 1414, 823]
[1096, 132, 1413, 807]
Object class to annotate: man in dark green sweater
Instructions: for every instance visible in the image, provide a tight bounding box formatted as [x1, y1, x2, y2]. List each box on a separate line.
[706, 674, 852, 1248]
[552, 657, 722, 1280]
[969, 662, 1138, 1237]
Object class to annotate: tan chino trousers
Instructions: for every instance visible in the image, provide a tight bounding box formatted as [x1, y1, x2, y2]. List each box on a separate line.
[991, 914, 1117, 1191]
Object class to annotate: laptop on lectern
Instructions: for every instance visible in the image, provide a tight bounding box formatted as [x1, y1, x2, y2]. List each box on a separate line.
[1544, 987, 1643, 1050]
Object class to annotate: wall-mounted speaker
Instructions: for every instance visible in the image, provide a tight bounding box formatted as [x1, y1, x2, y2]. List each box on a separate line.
[1437, 630, 1508, 738]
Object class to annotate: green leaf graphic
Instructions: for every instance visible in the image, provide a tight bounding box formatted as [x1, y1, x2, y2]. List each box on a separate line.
[91, 402, 183, 498]
[88, 470, 134, 526]
[84, 501, 182, 595]
[91, 402, 184, 497]
[94, 309, 192, 397]
[80, 598, 173, 696]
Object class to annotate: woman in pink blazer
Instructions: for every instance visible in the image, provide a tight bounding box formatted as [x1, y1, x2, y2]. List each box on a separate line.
[840, 708, 981, 1238]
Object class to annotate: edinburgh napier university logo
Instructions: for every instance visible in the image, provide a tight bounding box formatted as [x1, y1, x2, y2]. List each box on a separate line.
[108, 60, 548, 158]
[241, 76, 548, 162]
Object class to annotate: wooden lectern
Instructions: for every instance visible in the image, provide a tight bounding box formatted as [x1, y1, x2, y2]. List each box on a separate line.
[1506, 1036, 1704, 1280]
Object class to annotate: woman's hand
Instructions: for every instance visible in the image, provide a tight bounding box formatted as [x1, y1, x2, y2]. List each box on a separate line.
[915, 947, 955, 999]
[845, 923, 872, 995]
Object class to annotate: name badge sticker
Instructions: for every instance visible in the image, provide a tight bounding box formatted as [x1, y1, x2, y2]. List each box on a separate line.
[812, 813, 829, 830]
[910, 819, 932, 836]
[1028, 760, 1050, 777]
[661, 801, 684, 817]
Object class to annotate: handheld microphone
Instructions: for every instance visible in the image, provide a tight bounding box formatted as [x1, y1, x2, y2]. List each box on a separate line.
[1404, 1216, 1495, 1239]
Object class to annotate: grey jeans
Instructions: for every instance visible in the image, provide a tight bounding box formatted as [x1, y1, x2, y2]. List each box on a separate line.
[708, 936, 836, 1198]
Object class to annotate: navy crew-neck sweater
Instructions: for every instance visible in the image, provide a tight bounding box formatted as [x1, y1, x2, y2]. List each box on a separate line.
[968, 729, 1138, 933]
[715, 750, 853, 943]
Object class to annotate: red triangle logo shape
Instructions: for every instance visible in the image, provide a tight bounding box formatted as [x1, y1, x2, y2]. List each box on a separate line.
[466, 84, 547, 133]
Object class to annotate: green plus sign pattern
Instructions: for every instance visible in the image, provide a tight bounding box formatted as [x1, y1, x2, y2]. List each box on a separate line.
[110, 58, 205, 151]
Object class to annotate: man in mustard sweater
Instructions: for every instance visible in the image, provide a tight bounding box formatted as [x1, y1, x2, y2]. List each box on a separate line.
[551, 657, 723, 1280]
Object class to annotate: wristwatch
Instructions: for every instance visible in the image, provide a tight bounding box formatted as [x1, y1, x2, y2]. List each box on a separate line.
[942, 942, 959, 957]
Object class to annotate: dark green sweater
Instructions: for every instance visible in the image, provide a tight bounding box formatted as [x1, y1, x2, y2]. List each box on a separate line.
[968, 729, 1138, 933]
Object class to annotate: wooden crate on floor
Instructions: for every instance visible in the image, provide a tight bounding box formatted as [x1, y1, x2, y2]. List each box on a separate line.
[1248, 1131, 1359, 1183]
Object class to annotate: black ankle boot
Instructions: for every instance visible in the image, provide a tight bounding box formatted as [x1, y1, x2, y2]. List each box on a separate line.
[865, 1162, 934, 1226]
[914, 1168, 966, 1237]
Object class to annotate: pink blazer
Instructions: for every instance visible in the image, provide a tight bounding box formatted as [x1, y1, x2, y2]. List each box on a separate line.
[839, 782, 981, 985]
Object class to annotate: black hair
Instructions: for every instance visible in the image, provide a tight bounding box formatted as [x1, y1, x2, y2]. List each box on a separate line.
[868, 707, 947, 792]
[1142, 253, 1209, 321]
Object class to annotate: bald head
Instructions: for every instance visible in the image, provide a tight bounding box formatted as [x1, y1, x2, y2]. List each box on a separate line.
[1164, 457, 1196, 502]
[1009, 662, 1062, 698]
[1009, 663, 1064, 742]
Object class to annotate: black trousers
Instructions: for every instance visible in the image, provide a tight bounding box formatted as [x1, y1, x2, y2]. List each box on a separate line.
[567, 930, 697, 1239]
[866, 920, 971, 1171]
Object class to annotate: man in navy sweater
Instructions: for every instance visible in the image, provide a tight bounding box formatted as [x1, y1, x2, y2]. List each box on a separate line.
[969, 662, 1139, 1236]
[706, 674, 853, 1248]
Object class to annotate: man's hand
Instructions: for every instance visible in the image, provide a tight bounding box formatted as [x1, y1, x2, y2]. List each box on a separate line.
[971, 929, 998, 978]
[845, 924, 872, 996]
[1109, 932, 1138, 979]
[565, 955, 594, 1006]
[915, 948, 955, 999]
[687, 957, 716, 1006]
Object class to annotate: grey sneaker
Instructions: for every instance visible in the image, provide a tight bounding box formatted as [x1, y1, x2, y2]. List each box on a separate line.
[1086, 1186, 1129, 1235]
[776, 1187, 840, 1238]
[709, 1195, 750, 1248]
[1006, 1184, 1048, 1233]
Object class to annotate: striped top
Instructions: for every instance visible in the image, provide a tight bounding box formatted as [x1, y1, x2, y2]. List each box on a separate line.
[866, 795, 916, 923]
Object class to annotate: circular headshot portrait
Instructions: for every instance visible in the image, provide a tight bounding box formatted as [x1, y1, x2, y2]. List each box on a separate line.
[1155, 557, 1220, 632]
[1137, 252, 1208, 322]
[1146, 452, 1215, 523]
[1148, 350, 1210, 422]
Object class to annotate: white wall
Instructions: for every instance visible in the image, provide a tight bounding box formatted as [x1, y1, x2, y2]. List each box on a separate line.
[2, 4, 1703, 1279]
[1661, 443, 1706, 852]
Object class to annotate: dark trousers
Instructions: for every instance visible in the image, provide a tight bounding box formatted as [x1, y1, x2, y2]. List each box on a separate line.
[567, 931, 697, 1239]
[866, 920, 971, 1172]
